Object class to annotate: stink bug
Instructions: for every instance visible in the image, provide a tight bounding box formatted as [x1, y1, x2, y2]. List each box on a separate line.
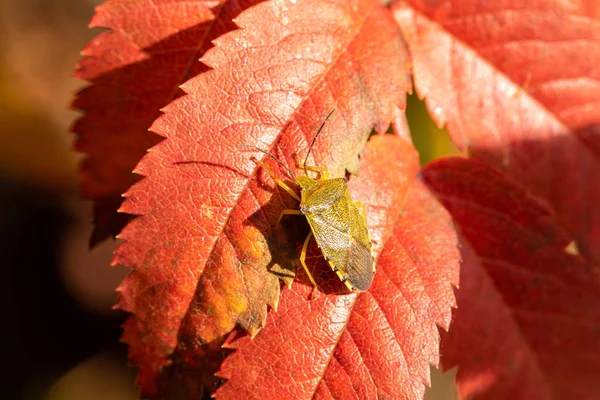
[251, 110, 375, 297]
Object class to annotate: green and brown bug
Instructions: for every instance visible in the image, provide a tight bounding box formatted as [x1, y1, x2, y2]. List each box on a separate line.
[251, 111, 375, 297]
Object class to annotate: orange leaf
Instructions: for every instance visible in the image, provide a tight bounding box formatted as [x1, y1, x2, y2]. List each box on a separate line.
[423, 158, 600, 400]
[72, 0, 263, 246]
[110, 0, 411, 395]
[393, 0, 600, 263]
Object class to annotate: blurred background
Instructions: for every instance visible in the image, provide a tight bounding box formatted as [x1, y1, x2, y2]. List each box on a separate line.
[0, 1, 457, 399]
[0, 1, 136, 399]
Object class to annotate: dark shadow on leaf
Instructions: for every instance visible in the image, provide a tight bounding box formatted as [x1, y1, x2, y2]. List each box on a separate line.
[154, 335, 228, 399]
[464, 125, 600, 265]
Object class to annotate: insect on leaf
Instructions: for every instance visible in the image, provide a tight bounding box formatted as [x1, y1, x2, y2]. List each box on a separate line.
[110, 0, 411, 396]
[216, 135, 460, 400]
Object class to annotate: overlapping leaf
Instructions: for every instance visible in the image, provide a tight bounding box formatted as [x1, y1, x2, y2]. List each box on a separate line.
[393, 0, 600, 263]
[422, 158, 600, 400]
[109, 0, 411, 396]
[72, 0, 264, 245]
[215, 135, 459, 400]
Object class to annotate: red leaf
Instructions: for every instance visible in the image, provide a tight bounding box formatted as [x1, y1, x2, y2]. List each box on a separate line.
[393, 0, 600, 263]
[111, 0, 411, 396]
[72, 0, 263, 245]
[572, 0, 600, 19]
[215, 135, 460, 399]
[422, 158, 600, 400]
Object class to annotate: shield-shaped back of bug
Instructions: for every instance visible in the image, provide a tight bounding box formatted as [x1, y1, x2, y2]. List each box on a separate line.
[249, 110, 375, 298]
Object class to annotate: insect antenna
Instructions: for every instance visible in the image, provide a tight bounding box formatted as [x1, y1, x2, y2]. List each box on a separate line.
[303, 109, 336, 174]
[244, 145, 297, 182]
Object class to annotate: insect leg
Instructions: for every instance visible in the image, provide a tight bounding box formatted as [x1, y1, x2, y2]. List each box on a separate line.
[277, 209, 304, 227]
[293, 154, 329, 179]
[299, 231, 319, 299]
[252, 158, 301, 202]
[302, 165, 329, 180]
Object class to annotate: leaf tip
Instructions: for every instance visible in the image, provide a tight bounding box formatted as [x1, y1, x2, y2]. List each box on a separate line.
[391, 105, 413, 143]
